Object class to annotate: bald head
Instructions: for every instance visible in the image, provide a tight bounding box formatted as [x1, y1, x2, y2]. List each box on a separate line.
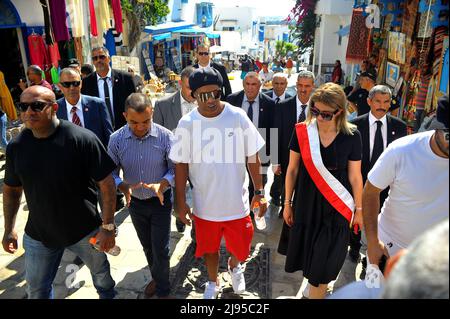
[21, 85, 56, 103]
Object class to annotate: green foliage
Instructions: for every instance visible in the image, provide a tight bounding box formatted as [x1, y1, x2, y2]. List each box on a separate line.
[288, 0, 319, 56]
[275, 41, 298, 60]
[121, 0, 171, 51]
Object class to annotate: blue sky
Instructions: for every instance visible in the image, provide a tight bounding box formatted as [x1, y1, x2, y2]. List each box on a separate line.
[212, 0, 296, 18]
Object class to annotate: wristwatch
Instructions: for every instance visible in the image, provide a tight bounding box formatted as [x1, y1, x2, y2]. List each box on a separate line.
[101, 223, 116, 231]
[254, 189, 265, 196]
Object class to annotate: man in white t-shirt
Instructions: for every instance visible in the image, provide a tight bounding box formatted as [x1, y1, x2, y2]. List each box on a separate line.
[363, 94, 449, 269]
[169, 67, 267, 299]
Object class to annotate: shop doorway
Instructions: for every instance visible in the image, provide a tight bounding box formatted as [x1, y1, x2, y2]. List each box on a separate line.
[0, 28, 25, 96]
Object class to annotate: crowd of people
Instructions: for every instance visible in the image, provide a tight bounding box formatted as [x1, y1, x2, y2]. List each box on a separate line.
[0, 42, 448, 300]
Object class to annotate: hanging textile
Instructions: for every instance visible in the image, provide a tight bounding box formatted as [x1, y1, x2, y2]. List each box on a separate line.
[40, 0, 55, 45]
[346, 9, 369, 64]
[49, 0, 70, 42]
[81, 37, 91, 62]
[111, 0, 124, 34]
[96, 0, 111, 38]
[0, 71, 18, 121]
[67, 0, 86, 37]
[104, 30, 117, 56]
[50, 66, 60, 84]
[48, 43, 61, 68]
[74, 37, 84, 64]
[28, 33, 49, 70]
[88, 0, 98, 37]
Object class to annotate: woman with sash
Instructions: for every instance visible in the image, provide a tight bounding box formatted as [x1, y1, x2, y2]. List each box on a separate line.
[278, 83, 364, 299]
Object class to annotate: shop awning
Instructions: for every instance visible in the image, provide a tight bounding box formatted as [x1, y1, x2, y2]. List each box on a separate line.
[144, 22, 195, 34]
[153, 32, 172, 41]
[175, 27, 220, 38]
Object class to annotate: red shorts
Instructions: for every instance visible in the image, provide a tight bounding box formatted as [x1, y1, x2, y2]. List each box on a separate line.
[193, 215, 254, 262]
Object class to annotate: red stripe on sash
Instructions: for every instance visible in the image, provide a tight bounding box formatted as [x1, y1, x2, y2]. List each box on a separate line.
[296, 123, 353, 224]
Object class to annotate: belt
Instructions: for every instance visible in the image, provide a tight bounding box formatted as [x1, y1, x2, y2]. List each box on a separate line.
[130, 196, 160, 203]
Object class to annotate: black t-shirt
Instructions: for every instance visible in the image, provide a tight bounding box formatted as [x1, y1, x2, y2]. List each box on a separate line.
[5, 120, 117, 248]
[348, 88, 370, 116]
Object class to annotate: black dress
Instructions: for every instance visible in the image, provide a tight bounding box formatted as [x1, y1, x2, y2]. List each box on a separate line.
[277, 128, 362, 287]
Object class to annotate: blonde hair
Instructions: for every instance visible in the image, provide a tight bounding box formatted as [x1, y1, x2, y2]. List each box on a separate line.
[305, 82, 357, 135]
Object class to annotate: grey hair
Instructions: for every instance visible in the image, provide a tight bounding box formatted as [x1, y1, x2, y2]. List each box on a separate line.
[180, 66, 196, 80]
[60, 67, 81, 78]
[125, 93, 152, 112]
[244, 72, 261, 83]
[382, 220, 449, 299]
[368, 85, 392, 100]
[92, 46, 110, 57]
[297, 70, 315, 82]
[272, 73, 288, 82]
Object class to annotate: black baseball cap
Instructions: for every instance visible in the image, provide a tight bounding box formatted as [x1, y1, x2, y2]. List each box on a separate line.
[68, 58, 80, 67]
[429, 94, 449, 130]
[359, 71, 377, 82]
[189, 67, 223, 98]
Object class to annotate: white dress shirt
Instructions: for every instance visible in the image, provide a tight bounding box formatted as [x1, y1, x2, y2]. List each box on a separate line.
[97, 69, 114, 114]
[243, 95, 260, 127]
[296, 95, 310, 120]
[198, 61, 211, 70]
[272, 92, 286, 102]
[65, 98, 85, 127]
[369, 112, 388, 159]
[180, 92, 197, 116]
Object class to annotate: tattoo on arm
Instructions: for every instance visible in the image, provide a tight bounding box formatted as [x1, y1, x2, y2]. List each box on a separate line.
[97, 175, 116, 224]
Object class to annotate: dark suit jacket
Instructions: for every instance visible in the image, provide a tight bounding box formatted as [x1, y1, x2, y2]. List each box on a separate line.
[351, 113, 407, 205]
[153, 91, 183, 132]
[262, 90, 293, 101]
[81, 69, 136, 130]
[226, 90, 275, 164]
[275, 95, 298, 173]
[351, 113, 407, 182]
[194, 62, 232, 100]
[57, 95, 114, 147]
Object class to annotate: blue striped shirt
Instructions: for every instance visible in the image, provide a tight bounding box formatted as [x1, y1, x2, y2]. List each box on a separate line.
[107, 123, 174, 199]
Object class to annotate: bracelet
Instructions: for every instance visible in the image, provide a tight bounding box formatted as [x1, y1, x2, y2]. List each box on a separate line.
[284, 200, 293, 205]
[355, 207, 362, 211]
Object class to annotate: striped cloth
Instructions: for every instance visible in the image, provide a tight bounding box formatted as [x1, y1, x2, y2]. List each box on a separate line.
[107, 123, 175, 199]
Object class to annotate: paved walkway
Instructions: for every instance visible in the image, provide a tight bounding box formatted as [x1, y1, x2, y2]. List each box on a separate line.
[0, 155, 362, 299]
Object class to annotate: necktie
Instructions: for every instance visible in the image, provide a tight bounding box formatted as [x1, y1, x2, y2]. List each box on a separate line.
[275, 97, 280, 104]
[102, 77, 114, 128]
[298, 104, 307, 123]
[71, 106, 82, 126]
[247, 100, 255, 122]
[371, 120, 384, 167]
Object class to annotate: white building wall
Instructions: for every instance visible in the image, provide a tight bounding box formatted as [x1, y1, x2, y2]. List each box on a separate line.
[11, 0, 44, 26]
[313, 0, 353, 81]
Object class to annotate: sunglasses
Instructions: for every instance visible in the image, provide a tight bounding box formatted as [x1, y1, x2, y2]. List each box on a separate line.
[18, 101, 53, 112]
[198, 52, 210, 56]
[310, 105, 340, 121]
[197, 90, 221, 103]
[92, 55, 107, 61]
[60, 81, 81, 88]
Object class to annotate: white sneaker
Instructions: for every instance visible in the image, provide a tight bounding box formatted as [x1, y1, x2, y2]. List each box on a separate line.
[203, 281, 220, 299]
[228, 263, 246, 294]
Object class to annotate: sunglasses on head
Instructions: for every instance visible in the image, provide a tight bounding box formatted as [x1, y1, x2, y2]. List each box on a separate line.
[92, 55, 107, 61]
[310, 105, 340, 121]
[197, 90, 221, 103]
[18, 101, 53, 112]
[198, 52, 209, 56]
[60, 81, 81, 88]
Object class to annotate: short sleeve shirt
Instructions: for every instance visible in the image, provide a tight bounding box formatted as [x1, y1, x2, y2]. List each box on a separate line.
[169, 104, 265, 221]
[5, 120, 117, 248]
